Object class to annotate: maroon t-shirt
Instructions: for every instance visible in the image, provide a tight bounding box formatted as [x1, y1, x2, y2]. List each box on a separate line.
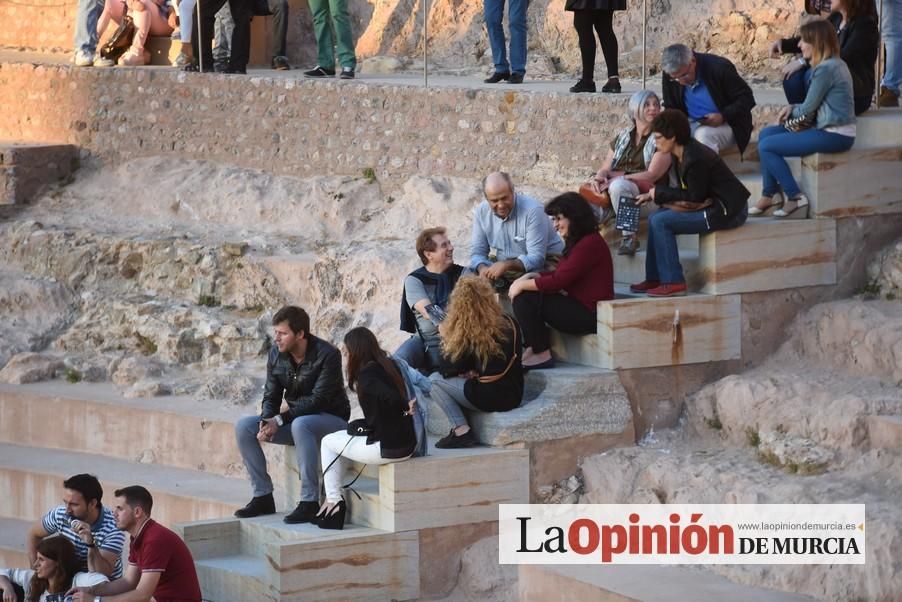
[534, 232, 614, 310]
[128, 519, 202, 602]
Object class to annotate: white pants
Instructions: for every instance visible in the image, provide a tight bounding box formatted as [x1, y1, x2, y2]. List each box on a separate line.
[320, 431, 411, 503]
[691, 121, 736, 153]
[178, 0, 196, 42]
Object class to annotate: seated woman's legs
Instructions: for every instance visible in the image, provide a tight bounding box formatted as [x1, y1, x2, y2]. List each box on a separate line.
[320, 431, 406, 504]
[648, 208, 709, 286]
[782, 67, 809, 104]
[120, 0, 174, 65]
[759, 127, 854, 215]
[429, 377, 479, 447]
[97, 0, 126, 41]
[512, 291, 595, 366]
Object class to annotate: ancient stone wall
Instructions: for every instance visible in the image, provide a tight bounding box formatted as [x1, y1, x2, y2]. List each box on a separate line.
[0, 62, 781, 189]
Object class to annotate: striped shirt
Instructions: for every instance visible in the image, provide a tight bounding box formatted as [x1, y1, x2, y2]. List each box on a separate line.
[41, 505, 126, 579]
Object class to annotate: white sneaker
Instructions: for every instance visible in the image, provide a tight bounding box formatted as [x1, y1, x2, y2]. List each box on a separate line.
[73, 50, 94, 67]
[94, 56, 115, 67]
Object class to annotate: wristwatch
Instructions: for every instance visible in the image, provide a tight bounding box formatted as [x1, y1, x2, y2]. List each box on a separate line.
[274, 414, 284, 427]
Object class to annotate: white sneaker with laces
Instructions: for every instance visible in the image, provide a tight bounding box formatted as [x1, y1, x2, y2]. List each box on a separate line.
[73, 50, 94, 67]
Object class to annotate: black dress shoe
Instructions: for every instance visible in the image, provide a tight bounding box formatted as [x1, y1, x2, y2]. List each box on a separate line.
[234, 493, 276, 518]
[508, 72, 525, 84]
[601, 77, 621, 93]
[435, 428, 478, 449]
[283, 500, 320, 524]
[570, 79, 596, 93]
[484, 71, 510, 83]
[272, 56, 290, 70]
[316, 500, 347, 530]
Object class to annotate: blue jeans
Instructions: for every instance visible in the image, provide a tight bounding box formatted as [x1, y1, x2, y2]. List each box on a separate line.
[883, 0, 902, 93]
[758, 125, 855, 198]
[483, 0, 528, 75]
[785, 66, 870, 114]
[74, 0, 104, 54]
[645, 209, 709, 284]
[235, 412, 348, 501]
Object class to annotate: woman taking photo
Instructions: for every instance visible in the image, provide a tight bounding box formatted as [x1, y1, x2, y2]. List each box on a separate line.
[773, 0, 878, 115]
[509, 193, 614, 369]
[630, 109, 749, 298]
[587, 89, 672, 255]
[0, 536, 107, 601]
[430, 277, 524, 449]
[566, 0, 625, 93]
[752, 19, 856, 219]
[317, 327, 426, 530]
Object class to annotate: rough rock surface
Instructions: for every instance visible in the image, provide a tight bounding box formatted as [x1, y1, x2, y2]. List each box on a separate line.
[439, 536, 518, 602]
[0, 352, 65, 384]
[577, 297, 902, 601]
[0, 268, 76, 368]
[867, 237, 902, 300]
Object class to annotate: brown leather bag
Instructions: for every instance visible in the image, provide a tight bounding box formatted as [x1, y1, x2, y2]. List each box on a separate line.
[100, 14, 136, 61]
[578, 183, 611, 210]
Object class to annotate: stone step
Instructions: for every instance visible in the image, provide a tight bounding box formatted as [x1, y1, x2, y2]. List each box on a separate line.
[0, 516, 29, 567]
[145, 17, 273, 67]
[519, 565, 816, 602]
[853, 108, 902, 149]
[0, 382, 297, 494]
[0, 142, 77, 205]
[426, 363, 633, 447]
[180, 517, 419, 601]
[0, 442, 246, 526]
[550, 293, 740, 370]
[282, 443, 529, 532]
[612, 248, 703, 289]
[698, 216, 836, 295]
[800, 148, 902, 218]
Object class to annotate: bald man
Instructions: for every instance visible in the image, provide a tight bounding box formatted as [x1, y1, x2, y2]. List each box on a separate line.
[469, 172, 564, 290]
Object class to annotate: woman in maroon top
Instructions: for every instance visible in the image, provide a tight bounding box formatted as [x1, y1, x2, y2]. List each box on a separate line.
[509, 192, 614, 369]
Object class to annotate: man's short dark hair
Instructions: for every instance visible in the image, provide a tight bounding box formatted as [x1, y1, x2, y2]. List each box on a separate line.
[272, 306, 310, 336]
[63, 474, 103, 507]
[416, 227, 447, 265]
[652, 109, 692, 146]
[114, 485, 153, 515]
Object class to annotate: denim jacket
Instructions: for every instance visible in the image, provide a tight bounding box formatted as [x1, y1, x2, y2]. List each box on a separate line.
[393, 356, 430, 457]
[791, 57, 855, 130]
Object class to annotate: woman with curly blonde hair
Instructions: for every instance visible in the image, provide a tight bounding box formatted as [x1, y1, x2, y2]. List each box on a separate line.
[431, 276, 524, 448]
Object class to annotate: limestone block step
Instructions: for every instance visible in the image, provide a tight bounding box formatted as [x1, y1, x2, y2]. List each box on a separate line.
[699, 217, 836, 294]
[613, 249, 703, 289]
[284, 445, 529, 532]
[180, 517, 419, 601]
[800, 149, 902, 217]
[854, 109, 902, 150]
[426, 364, 633, 446]
[519, 565, 816, 602]
[868, 415, 902, 451]
[0, 516, 29, 567]
[550, 294, 740, 370]
[0, 442, 246, 526]
[0, 142, 77, 205]
[0, 382, 295, 494]
[145, 36, 180, 66]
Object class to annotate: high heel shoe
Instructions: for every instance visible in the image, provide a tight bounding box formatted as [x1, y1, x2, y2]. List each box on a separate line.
[316, 499, 346, 530]
[773, 193, 810, 219]
[748, 193, 783, 217]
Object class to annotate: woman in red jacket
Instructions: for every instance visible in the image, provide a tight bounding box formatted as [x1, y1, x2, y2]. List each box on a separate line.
[509, 192, 614, 370]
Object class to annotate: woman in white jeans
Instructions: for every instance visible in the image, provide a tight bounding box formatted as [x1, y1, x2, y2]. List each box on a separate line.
[317, 327, 422, 529]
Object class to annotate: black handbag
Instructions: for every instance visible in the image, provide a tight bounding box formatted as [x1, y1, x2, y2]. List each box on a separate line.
[784, 113, 816, 133]
[347, 418, 373, 436]
[100, 14, 136, 61]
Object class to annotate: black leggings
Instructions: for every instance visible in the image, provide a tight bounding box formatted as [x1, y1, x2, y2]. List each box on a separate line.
[512, 291, 597, 354]
[573, 9, 619, 82]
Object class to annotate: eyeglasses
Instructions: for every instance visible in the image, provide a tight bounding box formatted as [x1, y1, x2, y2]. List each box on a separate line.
[669, 65, 693, 82]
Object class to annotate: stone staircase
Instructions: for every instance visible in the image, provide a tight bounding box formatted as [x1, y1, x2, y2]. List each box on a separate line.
[0, 142, 77, 205]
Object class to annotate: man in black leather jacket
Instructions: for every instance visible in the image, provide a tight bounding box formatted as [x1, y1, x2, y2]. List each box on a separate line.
[233, 306, 350, 524]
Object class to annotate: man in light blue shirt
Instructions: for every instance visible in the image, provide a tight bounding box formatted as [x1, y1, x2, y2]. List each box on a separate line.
[469, 172, 564, 289]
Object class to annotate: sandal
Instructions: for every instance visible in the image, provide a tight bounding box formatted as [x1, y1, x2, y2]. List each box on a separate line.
[748, 193, 784, 217]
